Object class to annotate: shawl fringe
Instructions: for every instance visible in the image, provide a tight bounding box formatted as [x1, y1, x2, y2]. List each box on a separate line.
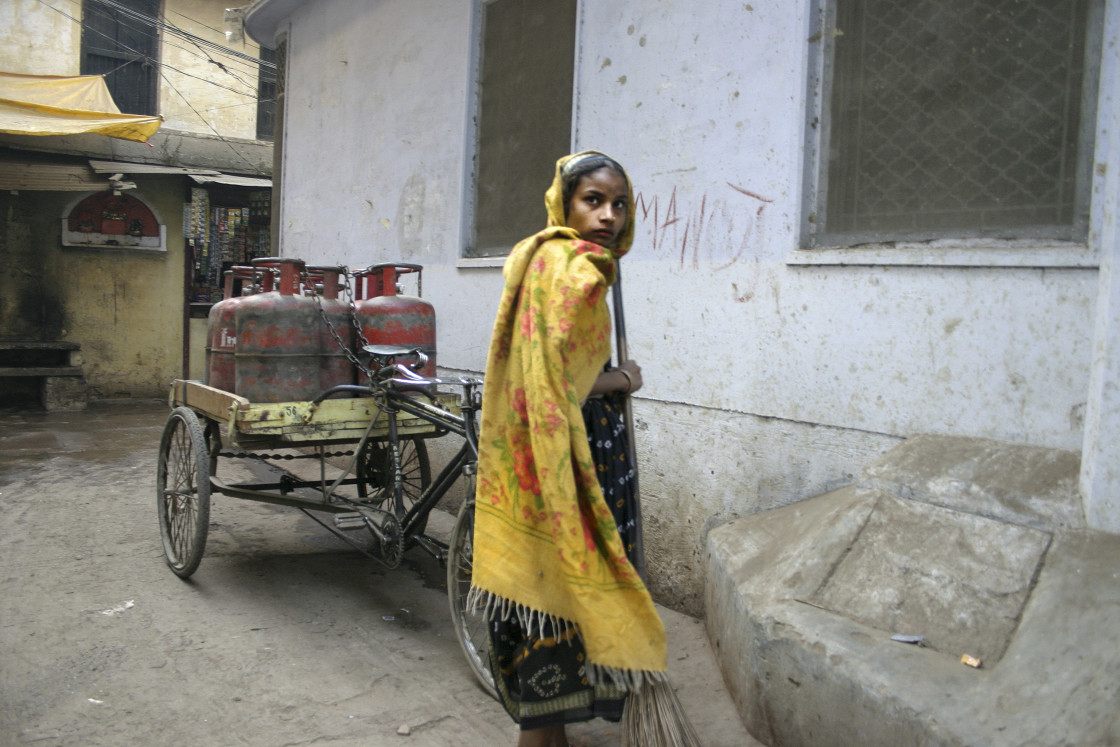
[467, 585, 667, 692]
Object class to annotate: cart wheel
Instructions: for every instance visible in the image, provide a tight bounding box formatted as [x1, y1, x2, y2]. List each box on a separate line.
[447, 498, 497, 699]
[357, 437, 431, 532]
[156, 406, 211, 578]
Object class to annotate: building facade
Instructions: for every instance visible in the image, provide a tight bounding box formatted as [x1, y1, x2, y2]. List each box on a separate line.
[0, 0, 274, 399]
[245, 0, 1119, 613]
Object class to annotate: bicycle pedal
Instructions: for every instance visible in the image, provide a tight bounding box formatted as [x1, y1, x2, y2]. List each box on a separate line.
[413, 534, 447, 564]
[333, 513, 366, 530]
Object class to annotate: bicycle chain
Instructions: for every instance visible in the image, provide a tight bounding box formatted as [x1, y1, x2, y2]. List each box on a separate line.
[219, 450, 355, 460]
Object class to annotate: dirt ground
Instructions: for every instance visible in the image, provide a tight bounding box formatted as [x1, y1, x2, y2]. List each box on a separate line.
[0, 400, 756, 746]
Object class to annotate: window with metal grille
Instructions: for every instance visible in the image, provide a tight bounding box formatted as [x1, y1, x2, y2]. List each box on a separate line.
[805, 0, 1102, 248]
[256, 46, 276, 142]
[468, 0, 577, 258]
[266, 36, 285, 252]
[80, 0, 159, 117]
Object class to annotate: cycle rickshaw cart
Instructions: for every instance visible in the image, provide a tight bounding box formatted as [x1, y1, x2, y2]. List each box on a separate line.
[157, 310, 496, 694]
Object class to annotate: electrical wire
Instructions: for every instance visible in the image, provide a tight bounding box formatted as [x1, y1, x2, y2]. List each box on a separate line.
[206, 98, 277, 112]
[89, 0, 275, 71]
[163, 5, 229, 39]
[38, 0, 271, 90]
[157, 70, 270, 175]
[31, 0, 274, 175]
[79, 0, 269, 87]
[38, 3, 270, 104]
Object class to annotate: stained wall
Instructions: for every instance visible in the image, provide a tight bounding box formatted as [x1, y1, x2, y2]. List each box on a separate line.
[0, 175, 186, 399]
[253, 0, 1114, 612]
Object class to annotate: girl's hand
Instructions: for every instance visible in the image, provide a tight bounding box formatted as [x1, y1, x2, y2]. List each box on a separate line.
[591, 359, 642, 396]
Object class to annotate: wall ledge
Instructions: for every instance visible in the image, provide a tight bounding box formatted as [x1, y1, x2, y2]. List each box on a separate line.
[456, 256, 506, 269]
[787, 241, 1098, 269]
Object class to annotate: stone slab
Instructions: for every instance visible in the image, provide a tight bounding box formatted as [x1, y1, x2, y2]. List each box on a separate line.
[860, 433, 1083, 531]
[706, 435, 1120, 746]
[811, 493, 1050, 663]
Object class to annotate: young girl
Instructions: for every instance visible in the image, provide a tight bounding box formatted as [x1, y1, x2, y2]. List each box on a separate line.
[471, 152, 667, 747]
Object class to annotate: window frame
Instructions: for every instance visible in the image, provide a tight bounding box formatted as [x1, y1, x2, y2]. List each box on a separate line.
[461, 0, 579, 261]
[799, 0, 1105, 262]
[256, 45, 277, 142]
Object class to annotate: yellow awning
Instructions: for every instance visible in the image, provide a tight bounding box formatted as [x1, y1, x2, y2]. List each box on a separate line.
[0, 72, 162, 143]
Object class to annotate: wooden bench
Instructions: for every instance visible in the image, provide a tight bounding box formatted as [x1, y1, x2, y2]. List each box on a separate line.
[0, 342, 88, 411]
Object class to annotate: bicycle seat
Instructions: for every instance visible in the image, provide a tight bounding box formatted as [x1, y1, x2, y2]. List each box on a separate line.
[360, 344, 419, 361]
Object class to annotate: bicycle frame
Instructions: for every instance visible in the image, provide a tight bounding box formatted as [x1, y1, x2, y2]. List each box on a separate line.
[379, 379, 481, 555]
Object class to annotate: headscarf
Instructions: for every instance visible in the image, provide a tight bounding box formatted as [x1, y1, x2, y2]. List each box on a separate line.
[469, 152, 667, 686]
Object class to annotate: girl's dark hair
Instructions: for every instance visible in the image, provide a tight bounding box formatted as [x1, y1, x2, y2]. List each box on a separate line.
[560, 153, 627, 218]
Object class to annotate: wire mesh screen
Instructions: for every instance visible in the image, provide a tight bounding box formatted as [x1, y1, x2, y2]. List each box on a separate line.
[256, 46, 277, 141]
[822, 0, 1092, 242]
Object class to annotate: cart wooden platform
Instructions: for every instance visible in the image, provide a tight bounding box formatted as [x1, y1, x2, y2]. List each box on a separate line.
[157, 378, 460, 577]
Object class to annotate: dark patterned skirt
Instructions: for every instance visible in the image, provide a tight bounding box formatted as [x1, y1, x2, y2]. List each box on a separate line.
[583, 395, 640, 567]
[488, 615, 627, 730]
[486, 395, 639, 729]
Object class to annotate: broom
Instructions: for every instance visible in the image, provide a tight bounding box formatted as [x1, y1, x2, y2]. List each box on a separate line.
[612, 270, 703, 747]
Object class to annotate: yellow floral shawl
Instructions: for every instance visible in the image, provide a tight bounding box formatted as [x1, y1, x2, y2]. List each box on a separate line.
[471, 153, 667, 684]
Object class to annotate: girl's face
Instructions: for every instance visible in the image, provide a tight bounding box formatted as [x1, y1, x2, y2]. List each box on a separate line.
[565, 167, 629, 249]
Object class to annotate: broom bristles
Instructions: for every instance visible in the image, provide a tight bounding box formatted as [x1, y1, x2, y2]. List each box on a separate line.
[621, 676, 703, 747]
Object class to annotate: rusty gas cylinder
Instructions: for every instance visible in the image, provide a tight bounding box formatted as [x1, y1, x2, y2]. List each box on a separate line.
[205, 266, 255, 392]
[234, 257, 321, 403]
[352, 263, 437, 378]
[304, 265, 354, 392]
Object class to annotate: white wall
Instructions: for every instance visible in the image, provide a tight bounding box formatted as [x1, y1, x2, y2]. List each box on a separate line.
[268, 0, 1111, 612]
[0, 0, 81, 75]
[160, 0, 266, 139]
[278, 1, 474, 267]
[1, 0, 264, 139]
[276, 0, 507, 369]
[571, 2, 1095, 447]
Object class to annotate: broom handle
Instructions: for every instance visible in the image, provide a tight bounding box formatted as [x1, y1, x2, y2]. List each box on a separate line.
[613, 270, 648, 582]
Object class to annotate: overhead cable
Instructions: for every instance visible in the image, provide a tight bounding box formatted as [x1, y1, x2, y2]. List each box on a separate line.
[88, 0, 276, 71]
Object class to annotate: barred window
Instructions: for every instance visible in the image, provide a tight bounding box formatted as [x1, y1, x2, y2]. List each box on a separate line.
[806, 0, 1102, 247]
[256, 46, 276, 142]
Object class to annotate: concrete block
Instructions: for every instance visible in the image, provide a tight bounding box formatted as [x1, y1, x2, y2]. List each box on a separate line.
[810, 493, 1049, 663]
[860, 434, 1083, 531]
[706, 487, 971, 746]
[41, 375, 87, 411]
[706, 435, 1120, 746]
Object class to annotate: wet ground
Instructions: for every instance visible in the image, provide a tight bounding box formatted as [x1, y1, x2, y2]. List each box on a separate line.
[0, 400, 756, 746]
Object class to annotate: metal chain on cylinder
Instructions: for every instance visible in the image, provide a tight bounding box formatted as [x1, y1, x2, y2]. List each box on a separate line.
[339, 270, 378, 384]
[302, 266, 375, 383]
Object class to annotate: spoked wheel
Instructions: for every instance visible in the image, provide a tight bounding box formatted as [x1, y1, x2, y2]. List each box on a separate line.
[357, 436, 432, 533]
[447, 498, 497, 698]
[156, 406, 211, 578]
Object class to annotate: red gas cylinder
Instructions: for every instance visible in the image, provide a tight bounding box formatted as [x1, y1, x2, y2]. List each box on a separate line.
[205, 266, 255, 392]
[304, 265, 354, 392]
[353, 263, 437, 378]
[254, 263, 277, 293]
[234, 257, 322, 403]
